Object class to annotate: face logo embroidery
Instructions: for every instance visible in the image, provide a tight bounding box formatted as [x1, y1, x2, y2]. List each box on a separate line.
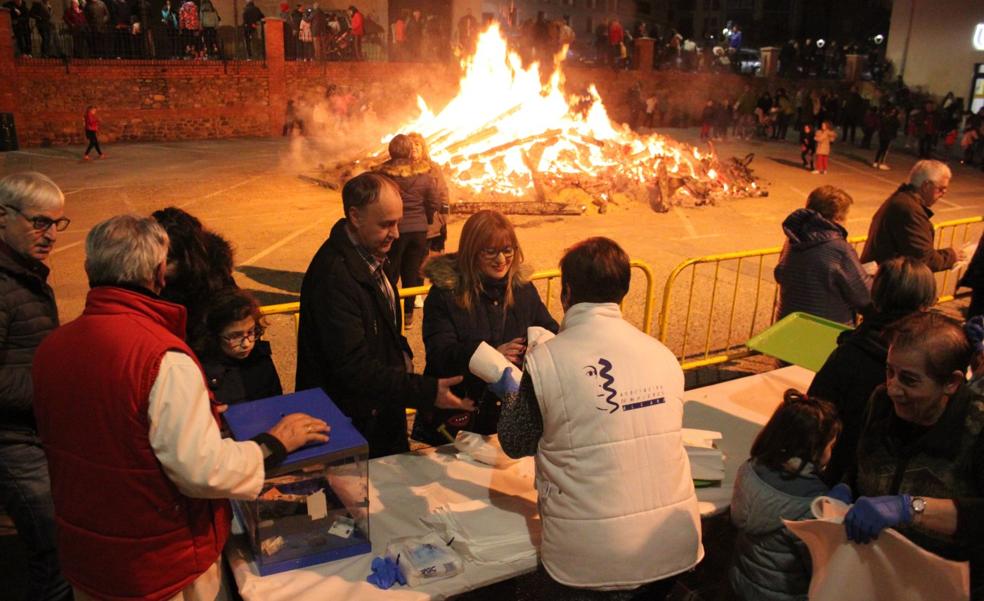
[585, 358, 666, 414]
[585, 358, 619, 413]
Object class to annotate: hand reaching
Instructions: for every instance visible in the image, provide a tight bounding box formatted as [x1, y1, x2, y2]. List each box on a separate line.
[844, 494, 913, 544]
[496, 338, 526, 366]
[435, 376, 476, 411]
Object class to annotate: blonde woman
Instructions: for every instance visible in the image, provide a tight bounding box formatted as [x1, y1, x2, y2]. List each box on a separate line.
[415, 210, 557, 446]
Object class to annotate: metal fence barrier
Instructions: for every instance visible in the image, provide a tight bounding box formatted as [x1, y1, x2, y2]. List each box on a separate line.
[260, 258, 656, 334]
[656, 216, 984, 370]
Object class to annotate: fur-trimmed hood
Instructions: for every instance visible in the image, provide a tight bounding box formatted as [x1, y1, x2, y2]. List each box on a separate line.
[375, 158, 434, 178]
[423, 253, 533, 291]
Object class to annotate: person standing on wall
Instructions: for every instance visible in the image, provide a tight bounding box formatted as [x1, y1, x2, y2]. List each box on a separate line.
[82, 106, 105, 161]
[348, 5, 364, 60]
[242, 0, 264, 59]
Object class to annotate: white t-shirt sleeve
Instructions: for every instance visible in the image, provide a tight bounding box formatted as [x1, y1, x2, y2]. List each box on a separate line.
[148, 351, 264, 500]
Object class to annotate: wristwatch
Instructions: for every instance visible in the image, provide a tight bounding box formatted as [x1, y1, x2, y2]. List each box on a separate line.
[911, 496, 927, 518]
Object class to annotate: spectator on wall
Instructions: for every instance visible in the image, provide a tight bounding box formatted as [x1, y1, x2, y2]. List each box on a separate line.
[159, 0, 179, 57]
[242, 0, 264, 59]
[348, 5, 364, 60]
[107, 0, 133, 57]
[63, 0, 87, 57]
[178, 0, 200, 58]
[607, 17, 623, 67]
[309, 3, 326, 61]
[200, 0, 221, 58]
[405, 8, 423, 60]
[4, 0, 32, 56]
[30, 0, 56, 57]
[391, 9, 407, 60]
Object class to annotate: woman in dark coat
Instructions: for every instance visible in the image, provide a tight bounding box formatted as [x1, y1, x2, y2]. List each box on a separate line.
[774, 185, 871, 324]
[808, 257, 936, 485]
[414, 210, 558, 446]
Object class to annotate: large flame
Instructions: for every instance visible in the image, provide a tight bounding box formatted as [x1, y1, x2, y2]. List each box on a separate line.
[387, 25, 745, 201]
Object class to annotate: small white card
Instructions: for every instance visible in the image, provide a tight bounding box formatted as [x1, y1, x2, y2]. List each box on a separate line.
[328, 516, 355, 538]
[306, 489, 328, 520]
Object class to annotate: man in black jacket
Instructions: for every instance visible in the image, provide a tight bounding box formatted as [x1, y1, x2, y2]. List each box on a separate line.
[296, 173, 473, 457]
[0, 172, 71, 600]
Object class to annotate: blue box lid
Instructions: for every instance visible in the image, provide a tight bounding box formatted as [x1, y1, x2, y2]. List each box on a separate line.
[223, 388, 368, 474]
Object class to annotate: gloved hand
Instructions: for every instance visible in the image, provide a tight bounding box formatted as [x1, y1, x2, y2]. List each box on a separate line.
[965, 316, 984, 353]
[366, 556, 406, 589]
[488, 367, 519, 399]
[827, 483, 854, 505]
[844, 494, 913, 544]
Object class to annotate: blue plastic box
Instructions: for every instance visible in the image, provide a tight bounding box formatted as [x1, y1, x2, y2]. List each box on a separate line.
[224, 388, 371, 576]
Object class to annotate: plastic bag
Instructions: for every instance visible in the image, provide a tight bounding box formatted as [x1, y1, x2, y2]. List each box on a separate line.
[385, 533, 464, 587]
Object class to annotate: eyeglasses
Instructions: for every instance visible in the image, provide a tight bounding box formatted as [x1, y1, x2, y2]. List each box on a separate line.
[3, 205, 71, 232]
[479, 247, 515, 260]
[220, 327, 263, 347]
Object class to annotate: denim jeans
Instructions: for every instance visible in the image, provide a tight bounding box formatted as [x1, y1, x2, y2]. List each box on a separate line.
[0, 429, 71, 601]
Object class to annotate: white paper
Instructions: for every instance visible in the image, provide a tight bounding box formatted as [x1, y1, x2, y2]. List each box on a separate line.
[306, 489, 328, 520]
[453, 431, 519, 467]
[468, 341, 520, 385]
[526, 327, 555, 353]
[783, 496, 970, 601]
[420, 497, 540, 565]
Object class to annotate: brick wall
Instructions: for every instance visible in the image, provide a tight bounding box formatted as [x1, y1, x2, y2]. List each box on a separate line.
[2, 11, 848, 148]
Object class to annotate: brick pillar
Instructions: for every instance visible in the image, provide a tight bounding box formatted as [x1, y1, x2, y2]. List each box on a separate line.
[633, 37, 654, 71]
[0, 9, 21, 149]
[264, 17, 286, 137]
[759, 46, 779, 77]
[844, 54, 864, 81]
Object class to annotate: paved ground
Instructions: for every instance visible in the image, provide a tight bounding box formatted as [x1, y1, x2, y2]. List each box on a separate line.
[1, 131, 982, 599]
[4, 130, 983, 388]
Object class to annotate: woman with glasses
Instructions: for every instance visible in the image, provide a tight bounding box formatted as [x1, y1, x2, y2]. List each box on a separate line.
[196, 288, 282, 405]
[414, 210, 558, 446]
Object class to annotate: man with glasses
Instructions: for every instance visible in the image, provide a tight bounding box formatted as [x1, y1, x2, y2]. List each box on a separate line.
[0, 172, 72, 600]
[297, 172, 473, 457]
[861, 159, 963, 272]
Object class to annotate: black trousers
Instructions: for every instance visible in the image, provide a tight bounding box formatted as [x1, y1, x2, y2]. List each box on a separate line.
[385, 231, 429, 317]
[874, 137, 892, 164]
[84, 130, 102, 156]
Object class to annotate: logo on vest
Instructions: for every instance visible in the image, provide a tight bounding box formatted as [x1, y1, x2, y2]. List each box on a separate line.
[585, 358, 665, 413]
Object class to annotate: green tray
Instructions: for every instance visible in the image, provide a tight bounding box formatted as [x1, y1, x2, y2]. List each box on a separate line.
[747, 312, 853, 372]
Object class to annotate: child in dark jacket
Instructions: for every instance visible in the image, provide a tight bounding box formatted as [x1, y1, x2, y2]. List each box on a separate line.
[730, 389, 841, 601]
[197, 289, 283, 405]
[799, 123, 816, 171]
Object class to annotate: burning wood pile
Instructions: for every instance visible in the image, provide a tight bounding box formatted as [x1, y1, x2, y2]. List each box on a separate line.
[315, 26, 766, 215]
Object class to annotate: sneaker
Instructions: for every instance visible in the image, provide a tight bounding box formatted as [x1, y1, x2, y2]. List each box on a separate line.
[878, 164, 890, 171]
[413, 295, 424, 309]
[99, 154, 107, 159]
[872, 162, 879, 168]
[83, 155, 90, 161]
[810, 170, 820, 174]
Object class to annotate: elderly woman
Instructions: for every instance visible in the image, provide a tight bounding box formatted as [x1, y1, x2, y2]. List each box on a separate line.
[774, 185, 872, 324]
[809, 257, 936, 484]
[836, 312, 984, 599]
[414, 210, 558, 446]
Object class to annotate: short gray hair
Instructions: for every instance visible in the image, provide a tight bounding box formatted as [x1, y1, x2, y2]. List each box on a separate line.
[908, 160, 952, 188]
[85, 215, 169, 286]
[0, 172, 65, 212]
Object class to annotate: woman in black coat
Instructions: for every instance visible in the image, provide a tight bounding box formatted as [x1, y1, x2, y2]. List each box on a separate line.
[808, 257, 936, 485]
[414, 210, 558, 446]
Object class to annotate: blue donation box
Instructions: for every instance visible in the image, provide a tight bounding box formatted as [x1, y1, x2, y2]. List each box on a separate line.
[224, 388, 371, 575]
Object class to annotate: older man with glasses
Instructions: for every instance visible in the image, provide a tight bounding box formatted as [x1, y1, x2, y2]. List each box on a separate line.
[861, 159, 963, 272]
[0, 172, 72, 601]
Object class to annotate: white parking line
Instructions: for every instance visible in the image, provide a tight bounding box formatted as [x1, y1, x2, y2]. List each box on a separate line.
[178, 174, 266, 209]
[829, 157, 899, 185]
[8, 150, 78, 161]
[239, 217, 330, 267]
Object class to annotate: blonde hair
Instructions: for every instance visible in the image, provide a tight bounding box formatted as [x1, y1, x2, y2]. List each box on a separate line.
[455, 211, 524, 311]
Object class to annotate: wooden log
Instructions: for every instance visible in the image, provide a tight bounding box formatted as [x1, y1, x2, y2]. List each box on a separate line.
[452, 201, 585, 215]
[449, 129, 563, 166]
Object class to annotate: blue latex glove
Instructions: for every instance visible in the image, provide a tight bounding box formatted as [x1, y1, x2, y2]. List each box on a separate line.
[966, 316, 984, 353]
[844, 494, 913, 544]
[827, 483, 854, 505]
[488, 367, 519, 399]
[366, 556, 406, 589]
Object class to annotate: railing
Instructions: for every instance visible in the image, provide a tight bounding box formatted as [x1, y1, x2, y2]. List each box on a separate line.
[656, 216, 984, 370]
[260, 258, 656, 334]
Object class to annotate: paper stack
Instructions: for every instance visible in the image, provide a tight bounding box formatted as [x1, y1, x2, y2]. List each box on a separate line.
[420, 497, 540, 565]
[682, 428, 725, 483]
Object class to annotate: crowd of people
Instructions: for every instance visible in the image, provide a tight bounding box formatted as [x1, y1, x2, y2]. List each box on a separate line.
[2, 145, 984, 600]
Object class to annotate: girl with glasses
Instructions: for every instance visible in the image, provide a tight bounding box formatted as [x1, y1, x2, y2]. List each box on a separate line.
[196, 289, 282, 405]
[413, 210, 558, 446]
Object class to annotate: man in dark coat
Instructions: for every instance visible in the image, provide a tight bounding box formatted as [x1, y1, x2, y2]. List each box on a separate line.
[4, 0, 32, 55]
[860, 159, 961, 272]
[242, 0, 264, 59]
[0, 172, 71, 600]
[296, 173, 473, 457]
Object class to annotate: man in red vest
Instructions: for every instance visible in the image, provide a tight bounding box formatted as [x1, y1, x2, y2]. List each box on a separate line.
[32, 214, 330, 601]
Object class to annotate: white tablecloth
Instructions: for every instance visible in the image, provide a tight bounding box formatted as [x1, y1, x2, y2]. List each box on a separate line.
[228, 365, 816, 600]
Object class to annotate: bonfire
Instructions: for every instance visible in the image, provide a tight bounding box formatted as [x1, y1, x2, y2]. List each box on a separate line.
[318, 25, 766, 214]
